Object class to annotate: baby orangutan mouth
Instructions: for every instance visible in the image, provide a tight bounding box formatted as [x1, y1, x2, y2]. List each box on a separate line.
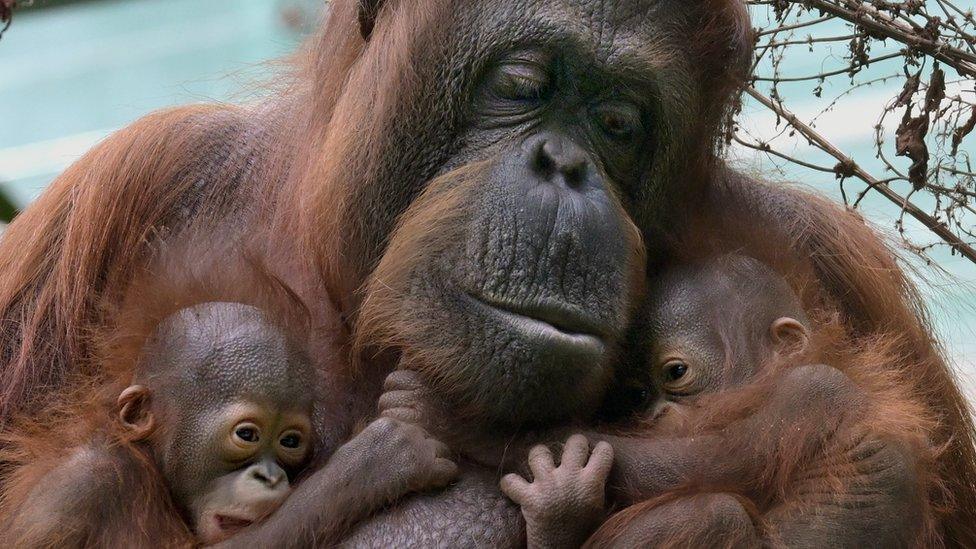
[214, 513, 255, 536]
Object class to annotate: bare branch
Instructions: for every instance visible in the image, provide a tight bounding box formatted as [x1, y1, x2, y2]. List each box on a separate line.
[800, 0, 976, 77]
[745, 86, 976, 263]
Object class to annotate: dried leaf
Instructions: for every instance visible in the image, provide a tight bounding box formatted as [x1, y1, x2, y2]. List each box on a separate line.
[924, 66, 945, 113]
[772, 0, 790, 22]
[847, 35, 870, 75]
[921, 16, 942, 42]
[903, 0, 924, 14]
[895, 72, 921, 107]
[833, 160, 857, 179]
[952, 106, 976, 156]
[895, 107, 929, 189]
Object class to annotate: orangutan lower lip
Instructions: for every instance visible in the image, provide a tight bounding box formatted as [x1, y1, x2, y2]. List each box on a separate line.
[215, 514, 254, 532]
[466, 293, 606, 352]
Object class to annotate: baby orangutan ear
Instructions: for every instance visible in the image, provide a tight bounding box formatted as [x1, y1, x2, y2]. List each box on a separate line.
[118, 385, 155, 440]
[770, 317, 810, 358]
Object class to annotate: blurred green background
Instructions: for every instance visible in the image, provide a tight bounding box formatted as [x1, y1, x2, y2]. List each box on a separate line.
[0, 0, 973, 398]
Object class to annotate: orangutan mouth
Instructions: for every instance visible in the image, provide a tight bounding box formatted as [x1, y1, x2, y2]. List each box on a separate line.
[467, 293, 606, 353]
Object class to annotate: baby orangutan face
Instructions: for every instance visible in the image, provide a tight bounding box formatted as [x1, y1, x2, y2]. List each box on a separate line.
[116, 302, 316, 544]
[640, 256, 811, 426]
[176, 399, 311, 543]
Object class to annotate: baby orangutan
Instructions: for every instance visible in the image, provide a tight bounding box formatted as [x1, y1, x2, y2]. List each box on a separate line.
[585, 254, 939, 547]
[0, 302, 456, 547]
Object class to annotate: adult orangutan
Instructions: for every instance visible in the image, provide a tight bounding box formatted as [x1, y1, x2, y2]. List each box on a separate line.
[0, 0, 973, 544]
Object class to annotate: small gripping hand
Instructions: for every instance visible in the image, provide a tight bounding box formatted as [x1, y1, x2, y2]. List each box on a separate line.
[378, 369, 452, 441]
[343, 417, 458, 504]
[500, 435, 614, 549]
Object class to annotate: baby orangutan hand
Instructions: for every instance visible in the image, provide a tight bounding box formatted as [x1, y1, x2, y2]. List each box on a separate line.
[378, 369, 453, 441]
[500, 435, 614, 549]
[335, 416, 458, 507]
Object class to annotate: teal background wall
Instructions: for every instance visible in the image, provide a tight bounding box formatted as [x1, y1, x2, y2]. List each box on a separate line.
[0, 0, 973, 398]
[0, 0, 309, 204]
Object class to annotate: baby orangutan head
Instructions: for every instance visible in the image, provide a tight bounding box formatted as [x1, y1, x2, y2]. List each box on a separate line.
[117, 303, 315, 544]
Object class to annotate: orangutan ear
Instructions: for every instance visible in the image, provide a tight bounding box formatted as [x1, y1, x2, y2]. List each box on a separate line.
[359, 0, 386, 40]
[770, 317, 810, 358]
[118, 385, 155, 440]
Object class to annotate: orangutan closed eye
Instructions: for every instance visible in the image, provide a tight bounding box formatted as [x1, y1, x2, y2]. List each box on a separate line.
[0, 295, 456, 547]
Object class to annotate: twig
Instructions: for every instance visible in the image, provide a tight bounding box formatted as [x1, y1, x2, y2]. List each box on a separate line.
[745, 86, 976, 263]
[799, 0, 976, 77]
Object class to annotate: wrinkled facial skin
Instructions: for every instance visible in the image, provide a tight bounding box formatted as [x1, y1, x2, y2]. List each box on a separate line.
[354, 0, 712, 252]
[135, 304, 315, 544]
[644, 272, 750, 398]
[359, 0, 731, 428]
[370, 162, 642, 428]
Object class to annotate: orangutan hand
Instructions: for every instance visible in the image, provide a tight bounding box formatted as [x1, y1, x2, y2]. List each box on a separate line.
[500, 434, 614, 549]
[378, 369, 454, 442]
[338, 416, 458, 502]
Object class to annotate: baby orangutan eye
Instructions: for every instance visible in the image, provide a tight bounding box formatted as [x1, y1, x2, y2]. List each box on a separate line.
[279, 433, 302, 449]
[276, 428, 310, 468]
[665, 362, 688, 382]
[659, 359, 697, 395]
[233, 424, 260, 444]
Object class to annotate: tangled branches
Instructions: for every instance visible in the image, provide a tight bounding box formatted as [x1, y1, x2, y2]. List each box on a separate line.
[738, 0, 976, 263]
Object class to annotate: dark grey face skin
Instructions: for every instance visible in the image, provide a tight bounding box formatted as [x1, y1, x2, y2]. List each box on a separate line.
[359, 0, 716, 428]
[133, 303, 316, 544]
[356, 0, 702, 241]
[395, 156, 638, 427]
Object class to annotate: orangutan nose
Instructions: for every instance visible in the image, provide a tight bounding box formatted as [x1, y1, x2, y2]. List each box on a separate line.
[530, 133, 594, 191]
[246, 462, 286, 489]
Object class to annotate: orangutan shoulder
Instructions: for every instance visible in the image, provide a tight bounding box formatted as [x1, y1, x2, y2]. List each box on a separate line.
[2, 443, 125, 538]
[70, 103, 265, 224]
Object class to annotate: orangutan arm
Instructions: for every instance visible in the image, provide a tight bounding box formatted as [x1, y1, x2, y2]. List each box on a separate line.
[586, 364, 929, 548]
[592, 364, 869, 502]
[588, 431, 925, 549]
[0, 443, 192, 548]
[588, 433, 736, 502]
[0, 449, 102, 548]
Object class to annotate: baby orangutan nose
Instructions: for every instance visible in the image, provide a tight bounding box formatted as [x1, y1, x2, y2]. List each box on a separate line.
[244, 461, 288, 491]
[199, 458, 295, 543]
